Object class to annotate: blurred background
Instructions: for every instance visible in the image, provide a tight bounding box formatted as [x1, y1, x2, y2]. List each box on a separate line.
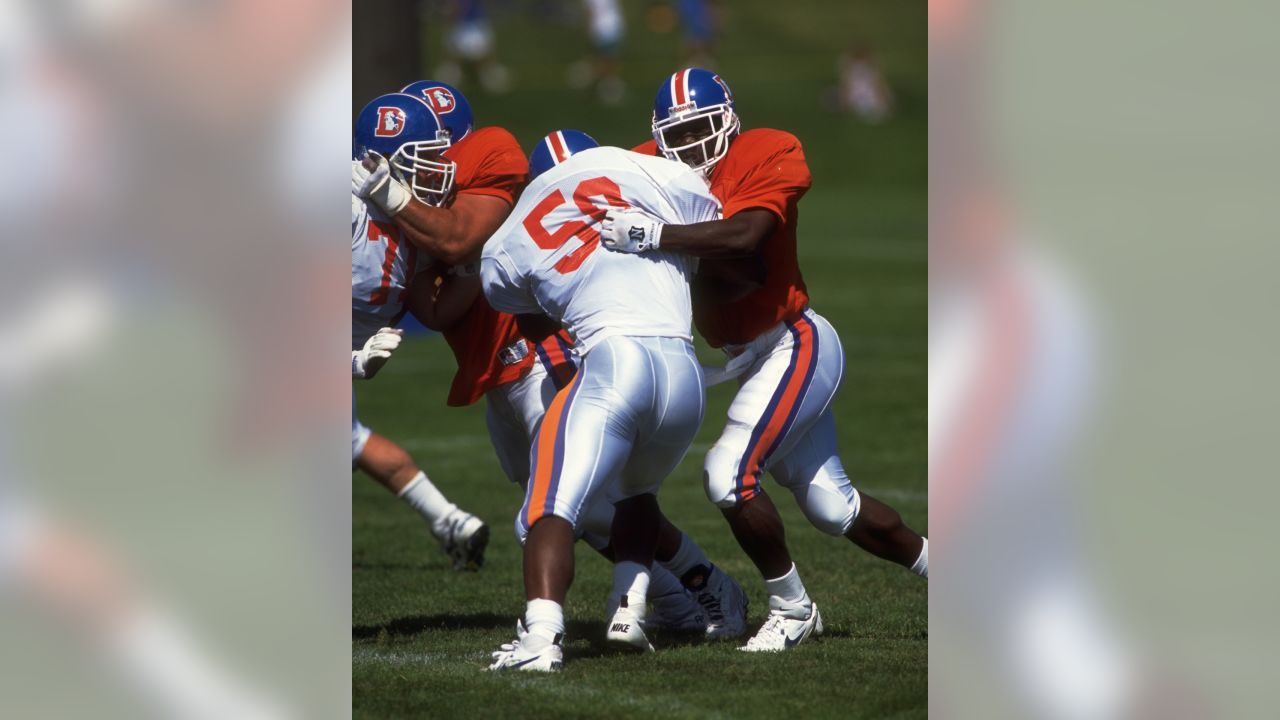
[931, 1, 1276, 718]
[0, 0, 351, 717]
[356, 0, 921, 189]
[0, 0, 1268, 716]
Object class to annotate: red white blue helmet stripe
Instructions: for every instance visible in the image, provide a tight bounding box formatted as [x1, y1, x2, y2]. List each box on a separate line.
[547, 131, 572, 164]
[528, 129, 600, 180]
[671, 68, 691, 107]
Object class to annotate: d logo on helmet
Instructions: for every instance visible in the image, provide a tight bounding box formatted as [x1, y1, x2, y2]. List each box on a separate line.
[423, 88, 456, 115]
[712, 74, 733, 102]
[374, 107, 406, 137]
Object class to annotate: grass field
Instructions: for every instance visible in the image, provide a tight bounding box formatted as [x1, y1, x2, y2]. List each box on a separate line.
[354, 2, 925, 717]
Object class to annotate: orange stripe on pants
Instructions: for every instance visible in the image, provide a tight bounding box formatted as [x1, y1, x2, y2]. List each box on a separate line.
[526, 371, 580, 527]
[739, 321, 815, 502]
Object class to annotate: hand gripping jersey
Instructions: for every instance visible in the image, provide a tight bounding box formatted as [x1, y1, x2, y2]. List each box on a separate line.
[352, 193, 424, 348]
[436, 126, 535, 406]
[481, 147, 721, 354]
[633, 128, 812, 346]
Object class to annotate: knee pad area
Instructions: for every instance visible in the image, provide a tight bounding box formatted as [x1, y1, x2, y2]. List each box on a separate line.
[798, 484, 859, 536]
[514, 506, 581, 546]
[703, 443, 746, 508]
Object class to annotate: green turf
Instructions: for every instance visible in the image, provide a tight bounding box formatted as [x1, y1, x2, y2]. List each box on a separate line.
[354, 1, 925, 717]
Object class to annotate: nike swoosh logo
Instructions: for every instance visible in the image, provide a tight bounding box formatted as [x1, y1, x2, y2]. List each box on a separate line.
[783, 631, 806, 648]
[505, 655, 542, 669]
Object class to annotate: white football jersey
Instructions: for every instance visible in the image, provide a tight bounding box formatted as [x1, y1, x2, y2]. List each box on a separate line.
[481, 147, 720, 354]
[352, 191, 426, 348]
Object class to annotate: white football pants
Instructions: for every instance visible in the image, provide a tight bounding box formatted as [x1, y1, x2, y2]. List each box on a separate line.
[512, 335, 704, 542]
[704, 308, 861, 536]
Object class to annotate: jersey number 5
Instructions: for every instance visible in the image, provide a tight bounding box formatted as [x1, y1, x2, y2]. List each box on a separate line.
[521, 176, 629, 274]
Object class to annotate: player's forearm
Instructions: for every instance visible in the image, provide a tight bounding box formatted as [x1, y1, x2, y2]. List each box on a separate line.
[658, 210, 775, 258]
[660, 222, 753, 257]
[393, 201, 472, 265]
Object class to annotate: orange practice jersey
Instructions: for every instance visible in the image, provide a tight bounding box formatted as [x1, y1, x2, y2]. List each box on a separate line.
[633, 129, 812, 346]
[440, 127, 532, 406]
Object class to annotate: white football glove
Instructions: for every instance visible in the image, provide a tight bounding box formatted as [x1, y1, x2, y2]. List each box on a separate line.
[352, 156, 412, 216]
[352, 327, 404, 379]
[601, 208, 663, 253]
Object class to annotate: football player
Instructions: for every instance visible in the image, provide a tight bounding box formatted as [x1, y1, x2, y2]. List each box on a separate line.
[359, 82, 710, 620]
[361, 80, 537, 418]
[412, 128, 745, 643]
[351, 92, 489, 570]
[601, 68, 929, 651]
[480, 143, 725, 672]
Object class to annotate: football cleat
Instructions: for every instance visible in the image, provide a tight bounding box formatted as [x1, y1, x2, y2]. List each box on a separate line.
[605, 595, 654, 652]
[432, 509, 489, 571]
[682, 564, 749, 639]
[488, 620, 564, 672]
[739, 595, 824, 652]
[645, 587, 707, 632]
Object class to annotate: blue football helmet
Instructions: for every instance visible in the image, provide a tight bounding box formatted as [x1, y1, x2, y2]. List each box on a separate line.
[528, 130, 600, 180]
[353, 93, 456, 207]
[400, 80, 474, 143]
[652, 68, 740, 174]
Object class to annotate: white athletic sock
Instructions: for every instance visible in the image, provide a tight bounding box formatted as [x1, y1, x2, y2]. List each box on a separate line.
[612, 560, 651, 619]
[764, 563, 808, 604]
[910, 538, 928, 579]
[648, 563, 686, 599]
[397, 472, 456, 525]
[660, 533, 711, 581]
[524, 598, 565, 640]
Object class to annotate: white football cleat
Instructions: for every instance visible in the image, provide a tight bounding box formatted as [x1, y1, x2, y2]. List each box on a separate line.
[739, 595, 824, 652]
[432, 509, 489, 571]
[488, 620, 564, 672]
[605, 595, 654, 652]
[645, 587, 706, 632]
[682, 564, 749, 639]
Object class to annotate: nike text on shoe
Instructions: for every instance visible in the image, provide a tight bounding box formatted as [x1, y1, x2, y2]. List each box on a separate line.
[488, 621, 564, 672]
[681, 564, 748, 639]
[740, 595, 824, 652]
[605, 595, 654, 652]
[433, 509, 489, 571]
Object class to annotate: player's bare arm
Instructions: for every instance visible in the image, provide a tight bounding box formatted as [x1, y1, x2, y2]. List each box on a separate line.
[407, 262, 482, 332]
[660, 209, 777, 256]
[353, 149, 513, 262]
[601, 207, 777, 258]
[393, 193, 513, 265]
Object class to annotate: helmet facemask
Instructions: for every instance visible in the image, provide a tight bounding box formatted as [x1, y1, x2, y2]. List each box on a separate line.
[383, 132, 456, 207]
[653, 104, 739, 175]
